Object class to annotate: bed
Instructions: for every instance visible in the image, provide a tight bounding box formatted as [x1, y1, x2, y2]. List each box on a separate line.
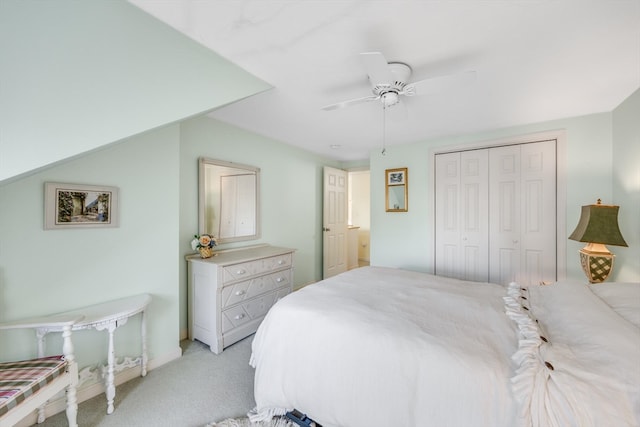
[248, 266, 640, 427]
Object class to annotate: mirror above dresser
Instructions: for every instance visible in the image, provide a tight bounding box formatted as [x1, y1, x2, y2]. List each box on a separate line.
[198, 157, 260, 243]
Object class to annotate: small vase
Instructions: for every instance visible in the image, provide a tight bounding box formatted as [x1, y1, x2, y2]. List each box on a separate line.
[198, 246, 215, 259]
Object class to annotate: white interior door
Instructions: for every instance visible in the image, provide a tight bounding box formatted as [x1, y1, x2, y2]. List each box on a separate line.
[219, 175, 236, 238]
[489, 145, 521, 284]
[460, 149, 489, 281]
[219, 174, 256, 238]
[489, 141, 556, 285]
[435, 152, 461, 278]
[435, 150, 488, 281]
[519, 141, 556, 284]
[323, 167, 348, 279]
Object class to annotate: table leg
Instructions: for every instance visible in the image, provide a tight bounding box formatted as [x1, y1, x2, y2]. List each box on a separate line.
[36, 329, 47, 424]
[105, 323, 116, 415]
[141, 309, 148, 377]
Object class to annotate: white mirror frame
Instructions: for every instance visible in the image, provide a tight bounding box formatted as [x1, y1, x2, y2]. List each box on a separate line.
[198, 157, 261, 244]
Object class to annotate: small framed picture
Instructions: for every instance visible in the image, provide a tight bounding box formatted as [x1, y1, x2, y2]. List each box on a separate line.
[385, 168, 408, 212]
[386, 168, 406, 186]
[44, 182, 119, 229]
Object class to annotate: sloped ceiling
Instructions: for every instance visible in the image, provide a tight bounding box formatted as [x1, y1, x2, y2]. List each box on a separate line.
[131, 0, 640, 161]
[0, 1, 270, 184]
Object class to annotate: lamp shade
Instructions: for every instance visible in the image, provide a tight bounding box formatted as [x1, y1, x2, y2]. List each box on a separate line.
[568, 201, 628, 247]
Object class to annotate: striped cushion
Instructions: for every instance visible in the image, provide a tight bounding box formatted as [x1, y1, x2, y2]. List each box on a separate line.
[0, 355, 67, 417]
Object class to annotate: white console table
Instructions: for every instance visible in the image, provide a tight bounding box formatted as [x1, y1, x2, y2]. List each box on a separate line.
[36, 293, 151, 416]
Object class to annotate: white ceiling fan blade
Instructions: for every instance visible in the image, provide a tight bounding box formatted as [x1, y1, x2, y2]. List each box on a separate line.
[360, 52, 394, 87]
[321, 95, 379, 111]
[402, 70, 476, 97]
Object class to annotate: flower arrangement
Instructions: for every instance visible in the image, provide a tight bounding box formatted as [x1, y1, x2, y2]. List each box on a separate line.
[191, 234, 218, 258]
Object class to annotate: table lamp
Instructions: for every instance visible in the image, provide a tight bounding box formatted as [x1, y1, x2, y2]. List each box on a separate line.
[568, 199, 627, 283]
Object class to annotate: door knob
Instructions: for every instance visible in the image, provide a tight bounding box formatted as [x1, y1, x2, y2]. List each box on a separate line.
[323, 227, 331, 232]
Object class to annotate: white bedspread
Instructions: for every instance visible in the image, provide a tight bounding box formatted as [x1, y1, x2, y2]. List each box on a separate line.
[249, 267, 640, 427]
[250, 267, 519, 427]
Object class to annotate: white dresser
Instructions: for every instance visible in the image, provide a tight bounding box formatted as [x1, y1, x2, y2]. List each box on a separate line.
[187, 244, 295, 353]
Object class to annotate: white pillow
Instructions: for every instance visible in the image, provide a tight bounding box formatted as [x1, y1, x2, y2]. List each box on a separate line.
[590, 282, 640, 328]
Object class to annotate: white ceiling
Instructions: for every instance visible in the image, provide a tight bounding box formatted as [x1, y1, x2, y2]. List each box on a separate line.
[130, 1, 640, 162]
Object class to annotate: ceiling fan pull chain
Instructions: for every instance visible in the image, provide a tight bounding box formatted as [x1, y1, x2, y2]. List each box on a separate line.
[381, 100, 387, 156]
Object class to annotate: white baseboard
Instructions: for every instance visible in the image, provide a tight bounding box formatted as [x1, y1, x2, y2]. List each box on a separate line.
[15, 346, 183, 427]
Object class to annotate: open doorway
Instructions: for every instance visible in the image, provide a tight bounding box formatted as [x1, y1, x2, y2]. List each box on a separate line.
[348, 169, 370, 268]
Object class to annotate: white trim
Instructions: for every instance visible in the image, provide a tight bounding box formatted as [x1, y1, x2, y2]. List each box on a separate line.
[14, 346, 183, 427]
[428, 129, 567, 281]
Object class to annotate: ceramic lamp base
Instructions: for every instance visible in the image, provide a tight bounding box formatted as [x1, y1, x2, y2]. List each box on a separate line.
[579, 246, 614, 283]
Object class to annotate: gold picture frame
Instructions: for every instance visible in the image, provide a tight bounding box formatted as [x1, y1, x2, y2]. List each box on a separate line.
[385, 168, 408, 212]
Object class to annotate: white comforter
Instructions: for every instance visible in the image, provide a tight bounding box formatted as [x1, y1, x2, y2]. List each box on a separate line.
[249, 267, 640, 427]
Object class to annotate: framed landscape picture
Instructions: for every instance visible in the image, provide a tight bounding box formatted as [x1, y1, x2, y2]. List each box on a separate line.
[44, 182, 119, 229]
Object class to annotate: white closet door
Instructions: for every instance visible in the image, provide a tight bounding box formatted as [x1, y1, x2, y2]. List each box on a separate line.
[219, 174, 256, 238]
[520, 141, 556, 285]
[489, 141, 556, 285]
[435, 150, 488, 281]
[234, 174, 256, 236]
[435, 152, 461, 279]
[460, 150, 489, 281]
[219, 175, 237, 238]
[489, 145, 521, 285]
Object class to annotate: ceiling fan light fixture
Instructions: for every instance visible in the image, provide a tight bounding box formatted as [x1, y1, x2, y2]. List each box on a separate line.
[382, 91, 399, 107]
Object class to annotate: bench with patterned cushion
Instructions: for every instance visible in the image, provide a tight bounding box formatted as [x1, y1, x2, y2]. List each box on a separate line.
[0, 314, 81, 427]
[0, 355, 68, 418]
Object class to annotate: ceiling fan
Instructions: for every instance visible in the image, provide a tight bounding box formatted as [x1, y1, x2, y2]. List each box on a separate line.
[321, 51, 475, 120]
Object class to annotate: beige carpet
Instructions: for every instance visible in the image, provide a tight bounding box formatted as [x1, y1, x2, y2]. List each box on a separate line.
[37, 337, 256, 427]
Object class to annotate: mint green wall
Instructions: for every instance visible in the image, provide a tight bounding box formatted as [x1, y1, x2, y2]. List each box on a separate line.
[0, 125, 181, 367]
[0, 0, 270, 183]
[612, 89, 640, 281]
[369, 112, 639, 282]
[179, 116, 341, 335]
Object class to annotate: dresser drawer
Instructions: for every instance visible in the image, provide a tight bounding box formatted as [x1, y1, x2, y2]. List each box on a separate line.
[221, 269, 292, 308]
[221, 290, 282, 333]
[222, 253, 293, 284]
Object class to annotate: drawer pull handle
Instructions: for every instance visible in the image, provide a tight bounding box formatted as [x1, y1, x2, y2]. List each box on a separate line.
[235, 290, 246, 296]
[278, 260, 284, 265]
[276, 277, 284, 283]
[234, 313, 245, 320]
[236, 269, 246, 275]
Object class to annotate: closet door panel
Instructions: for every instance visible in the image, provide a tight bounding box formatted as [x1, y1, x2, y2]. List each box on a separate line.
[520, 140, 556, 284]
[489, 146, 521, 285]
[436, 151, 488, 282]
[435, 153, 461, 279]
[460, 150, 488, 282]
[496, 247, 518, 285]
